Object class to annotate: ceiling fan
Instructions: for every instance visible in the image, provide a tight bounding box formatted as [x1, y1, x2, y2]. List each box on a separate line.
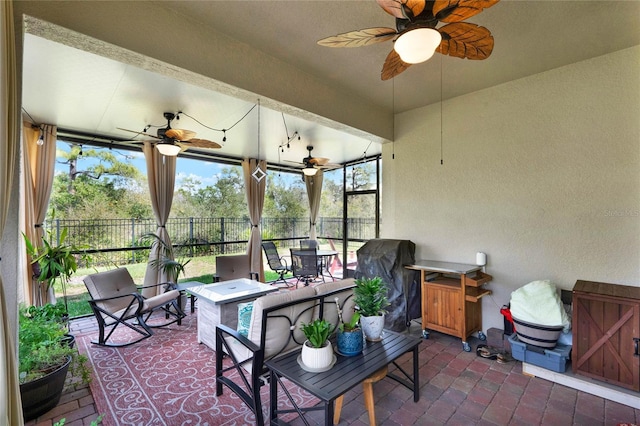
[118, 112, 222, 156]
[317, 0, 500, 80]
[286, 146, 338, 176]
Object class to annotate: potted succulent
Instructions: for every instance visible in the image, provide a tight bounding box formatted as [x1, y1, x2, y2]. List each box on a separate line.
[18, 304, 92, 421]
[335, 297, 363, 356]
[300, 319, 335, 370]
[353, 276, 390, 341]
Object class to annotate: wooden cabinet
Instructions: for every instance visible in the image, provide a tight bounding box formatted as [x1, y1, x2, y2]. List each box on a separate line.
[406, 260, 492, 351]
[573, 280, 640, 391]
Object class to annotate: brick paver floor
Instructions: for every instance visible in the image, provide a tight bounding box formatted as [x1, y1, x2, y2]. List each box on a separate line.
[25, 299, 640, 426]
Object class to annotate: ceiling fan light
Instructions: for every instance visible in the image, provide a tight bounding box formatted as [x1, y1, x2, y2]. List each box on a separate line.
[302, 166, 318, 176]
[156, 143, 181, 156]
[394, 28, 442, 64]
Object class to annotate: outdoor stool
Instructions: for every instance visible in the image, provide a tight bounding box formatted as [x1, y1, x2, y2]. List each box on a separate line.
[333, 365, 388, 426]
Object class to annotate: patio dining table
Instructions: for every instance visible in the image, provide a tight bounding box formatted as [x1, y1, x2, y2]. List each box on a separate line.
[290, 249, 338, 281]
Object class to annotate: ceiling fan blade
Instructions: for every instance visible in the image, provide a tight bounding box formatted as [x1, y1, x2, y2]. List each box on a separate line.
[433, 0, 500, 23]
[318, 163, 342, 170]
[309, 157, 331, 166]
[377, 0, 427, 20]
[183, 138, 222, 149]
[165, 128, 197, 140]
[175, 142, 190, 153]
[317, 27, 397, 48]
[381, 49, 412, 80]
[437, 22, 494, 60]
[283, 159, 305, 166]
[117, 127, 160, 139]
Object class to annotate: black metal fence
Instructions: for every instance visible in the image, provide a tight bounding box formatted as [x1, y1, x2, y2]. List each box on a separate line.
[43, 216, 375, 266]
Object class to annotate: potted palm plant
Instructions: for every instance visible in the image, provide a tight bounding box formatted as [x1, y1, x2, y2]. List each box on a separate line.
[353, 276, 390, 341]
[140, 233, 191, 283]
[300, 319, 335, 371]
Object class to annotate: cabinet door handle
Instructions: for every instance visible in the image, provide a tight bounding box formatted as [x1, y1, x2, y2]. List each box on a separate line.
[634, 337, 639, 357]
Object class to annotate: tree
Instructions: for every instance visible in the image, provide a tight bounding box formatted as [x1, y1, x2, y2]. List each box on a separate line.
[49, 144, 149, 220]
[172, 176, 205, 217]
[319, 178, 343, 218]
[346, 163, 375, 191]
[263, 173, 307, 219]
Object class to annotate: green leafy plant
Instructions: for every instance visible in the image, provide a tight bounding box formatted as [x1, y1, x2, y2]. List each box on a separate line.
[54, 414, 104, 426]
[353, 276, 390, 317]
[23, 223, 91, 310]
[27, 301, 68, 323]
[335, 297, 360, 332]
[18, 304, 91, 384]
[301, 319, 334, 348]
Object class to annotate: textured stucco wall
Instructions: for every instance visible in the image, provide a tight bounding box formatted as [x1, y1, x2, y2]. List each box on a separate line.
[382, 47, 640, 331]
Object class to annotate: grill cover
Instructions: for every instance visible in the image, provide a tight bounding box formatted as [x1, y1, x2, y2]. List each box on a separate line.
[355, 239, 421, 332]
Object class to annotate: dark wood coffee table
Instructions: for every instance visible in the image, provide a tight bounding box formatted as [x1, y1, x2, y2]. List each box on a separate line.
[266, 330, 421, 426]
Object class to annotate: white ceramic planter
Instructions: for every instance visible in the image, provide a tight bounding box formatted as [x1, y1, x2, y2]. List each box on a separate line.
[300, 340, 334, 370]
[360, 314, 385, 341]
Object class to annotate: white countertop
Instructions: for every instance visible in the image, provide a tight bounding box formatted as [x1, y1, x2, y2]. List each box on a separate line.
[406, 260, 482, 275]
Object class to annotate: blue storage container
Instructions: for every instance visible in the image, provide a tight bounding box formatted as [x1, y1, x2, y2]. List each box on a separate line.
[508, 334, 571, 373]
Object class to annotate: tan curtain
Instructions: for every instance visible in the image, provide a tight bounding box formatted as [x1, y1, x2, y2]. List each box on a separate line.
[0, 0, 24, 424]
[142, 142, 176, 296]
[304, 170, 324, 240]
[241, 159, 266, 281]
[22, 123, 57, 306]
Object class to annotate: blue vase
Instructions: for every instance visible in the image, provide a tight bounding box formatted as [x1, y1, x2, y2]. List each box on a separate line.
[336, 328, 364, 356]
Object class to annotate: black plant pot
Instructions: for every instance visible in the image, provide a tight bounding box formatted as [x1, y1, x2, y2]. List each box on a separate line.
[20, 355, 71, 422]
[61, 333, 75, 349]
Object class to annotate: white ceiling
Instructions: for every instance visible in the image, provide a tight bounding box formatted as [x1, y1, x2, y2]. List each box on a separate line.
[20, 0, 640, 169]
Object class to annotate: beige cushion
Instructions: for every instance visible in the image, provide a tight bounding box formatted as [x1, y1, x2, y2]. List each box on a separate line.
[228, 286, 316, 373]
[224, 279, 356, 375]
[250, 286, 316, 358]
[314, 278, 356, 325]
[143, 290, 180, 311]
[84, 268, 140, 315]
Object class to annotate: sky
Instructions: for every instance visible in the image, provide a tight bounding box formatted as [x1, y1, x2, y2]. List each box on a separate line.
[54, 141, 325, 191]
[55, 142, 228, 188]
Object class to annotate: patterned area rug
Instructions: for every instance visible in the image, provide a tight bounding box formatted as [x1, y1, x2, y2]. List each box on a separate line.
[77, 312, 317, 425]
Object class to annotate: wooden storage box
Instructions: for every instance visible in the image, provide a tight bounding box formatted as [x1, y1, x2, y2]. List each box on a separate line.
[573, 280, 640, 391]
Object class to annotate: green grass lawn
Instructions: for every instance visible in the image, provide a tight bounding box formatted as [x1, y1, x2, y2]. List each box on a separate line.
[59, 254, 292, 318]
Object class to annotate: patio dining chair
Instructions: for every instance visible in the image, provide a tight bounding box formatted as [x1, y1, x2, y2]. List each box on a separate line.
[290, 248, 322, 287]
[261, 241, 293, 287]
[300, 239, 325, 273]
[83, 267, 186, 347]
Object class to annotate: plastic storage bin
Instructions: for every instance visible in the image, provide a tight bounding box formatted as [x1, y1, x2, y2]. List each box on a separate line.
[508, 334, 571, 373]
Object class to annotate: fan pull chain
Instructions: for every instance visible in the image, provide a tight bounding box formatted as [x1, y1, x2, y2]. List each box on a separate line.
[392, 78, 395, 160]
[440, 55, 444, 166]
